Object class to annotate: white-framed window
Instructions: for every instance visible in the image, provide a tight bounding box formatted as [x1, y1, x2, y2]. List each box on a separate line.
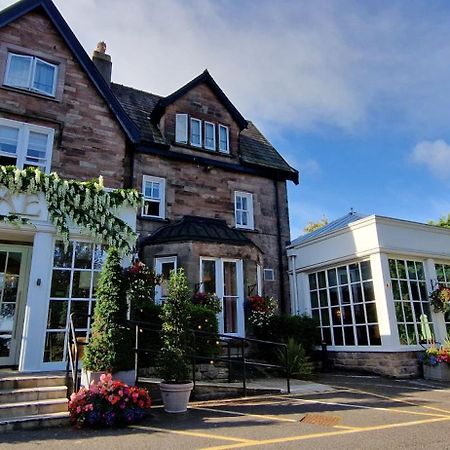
[204, 121, 216, 150]
[389, 258, 433, 346]
[190, 118, 202, 147]
[264, 268, 275, 282]
[142, 175, 166, 219]
[4, 53, 58, 97]
[435, 262, 450, 335]
[219, 124, 229, 153]
[155, 256, 177, 304]
[234, 191, 254, 230]
[309, 261, 381, 347]
[175, 113, 188, 144]
[0, 118, 54, 173]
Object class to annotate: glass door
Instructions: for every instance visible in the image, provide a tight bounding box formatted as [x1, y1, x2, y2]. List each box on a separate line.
[200, 258, 244, 337]
[155, 256, 177, 304]
[0, 246, 30, 367]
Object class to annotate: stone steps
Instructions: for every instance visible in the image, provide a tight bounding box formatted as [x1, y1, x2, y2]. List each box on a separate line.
[0, 372, 69, 432]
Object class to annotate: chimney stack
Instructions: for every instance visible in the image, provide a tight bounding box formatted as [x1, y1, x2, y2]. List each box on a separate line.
[92, 41, 112, 85]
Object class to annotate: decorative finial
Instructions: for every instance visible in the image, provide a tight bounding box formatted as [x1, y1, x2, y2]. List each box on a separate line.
[96, 41, 107, 54]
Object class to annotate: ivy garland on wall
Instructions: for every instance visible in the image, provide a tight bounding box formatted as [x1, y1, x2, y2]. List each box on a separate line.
[0, 166, 141, 254]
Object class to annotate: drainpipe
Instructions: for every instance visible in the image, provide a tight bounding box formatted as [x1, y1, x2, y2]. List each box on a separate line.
[274, 179, 287, 313]
[290, 254, 298, 315]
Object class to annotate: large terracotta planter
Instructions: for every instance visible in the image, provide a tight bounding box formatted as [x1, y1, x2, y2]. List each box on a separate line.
[160, 381, 194, 413]
[423, 364, 450, 382]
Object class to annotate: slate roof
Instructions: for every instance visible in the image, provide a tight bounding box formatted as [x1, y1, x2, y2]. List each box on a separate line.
[290, 212, 369, 246]
[111, 83, 298, 183]
[141, 215, 254, 246]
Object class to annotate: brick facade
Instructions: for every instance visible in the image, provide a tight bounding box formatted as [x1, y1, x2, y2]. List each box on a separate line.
[0, 10, 127, 188]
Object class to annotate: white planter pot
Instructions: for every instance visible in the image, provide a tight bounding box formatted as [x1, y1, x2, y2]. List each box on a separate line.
[80, 370, 103, 387]
[160, 381, 194, 413]
[80, 369, 136, 388]
[114, 369, 136, 386]
[424, 364, 450, 382]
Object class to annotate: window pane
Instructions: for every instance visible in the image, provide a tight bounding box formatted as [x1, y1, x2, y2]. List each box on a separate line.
[310, 291, 318, 308]
[333, 327, 343, 345]
[26, 131, 48, 166]
[340, 285, 350, 304]
[436, 264, 445, 282]
[397, 260, 406, 278]
[329, 287, 339, 306]
[349, 264, 360, 283]
[309, 273, 317, 290]
[0, 125, 19, 155]
[365, 303, 378, 323]
[50, 270, 70, 298]
[53, 242, 73, 268]
[205, 123, 215, 148]
[363, 281, 375, 302]
[354, 303, 365, 323]
[319, 289, 328, 307]
[43, 332, 65, 362]
[337, 266, 348, 284]
[191, 119, 201, 145]
[344, 327, 355, 345]
[407, 261, 417, 280]
[74, 242, 93, 269]
[223, 297, 237, 333]
[70, 301, 89, 329]
[389, 259, 397, 279]
[33, 59, 56, 95]
[202, 260, 216, 294]
[356, 326, 368, 345]
[320, 308, 330, 326]
[368, 325, 381, 345]
[72, 271, 92, 298]
[327, 269, 337, 287]
[360, 261, 372, 280]
[223, 262, 237, 296]
[317, 271, 326, 288]
[219, 126, 228, 151]
[342, 306, 353, 325]
[351, 283, 362, 303]
[143, 199, 160, 216]
[6, 54, 32, 88]
[47, 300, 68, 329]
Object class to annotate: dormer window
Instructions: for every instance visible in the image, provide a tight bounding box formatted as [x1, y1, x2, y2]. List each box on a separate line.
[219, 124, 229, 154]
[204, 122, 215, 150]
[190, 118, 202, 147]
[4, 53, 58, 97]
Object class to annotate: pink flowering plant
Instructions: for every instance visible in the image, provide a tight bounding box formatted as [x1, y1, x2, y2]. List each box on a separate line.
[68, 374, 151, 428]
[247, 295, 278, 328]
[429, 285, 450, 314]
[420, 344, 450, 367]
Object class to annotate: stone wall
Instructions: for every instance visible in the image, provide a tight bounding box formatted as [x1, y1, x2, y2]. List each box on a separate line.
[135, 152, 291, 308]
[330, 351, 421, 378]
[0, 10, 127, 188]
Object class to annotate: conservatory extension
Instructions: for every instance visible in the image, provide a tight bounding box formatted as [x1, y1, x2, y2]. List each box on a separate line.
[287, 212, 450, 377]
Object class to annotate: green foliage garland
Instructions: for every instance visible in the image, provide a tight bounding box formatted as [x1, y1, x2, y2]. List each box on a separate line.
[0, 166, 141, 254]
[83, 248, 133, 372]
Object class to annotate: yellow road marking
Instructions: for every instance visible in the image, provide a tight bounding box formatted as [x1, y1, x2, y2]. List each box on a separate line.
[200, 416, 450, 450]
[338, 386, 450, 416]
[278, 395, 450, 419]
[191, 406, 298, 423]
[130, 424, 257, 444]
[333, 425, 360, 430]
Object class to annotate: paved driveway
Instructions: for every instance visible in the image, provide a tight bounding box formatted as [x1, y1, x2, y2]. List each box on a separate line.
[2, 373, 450, 449]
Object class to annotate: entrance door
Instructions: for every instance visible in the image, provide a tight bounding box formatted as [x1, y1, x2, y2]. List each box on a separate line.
[200, 258, 244, 337]
[155, 256, 177, 304]
[0, 245, 30, 367]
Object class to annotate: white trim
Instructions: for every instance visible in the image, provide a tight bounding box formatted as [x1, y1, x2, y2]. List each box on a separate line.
[141, 175, 166, 219]
[256, 264, 263, 296]
[218, 124, 229, 153]
[190, 117, 202, 147]
[5, 53, 58, 97]
[234, 191, 254, 230]
[175, 113, 188, 144]
[154, 256, 177, 304]
[204, 121, 216, 151]
[200, 257, 245, 337]
[0, 117, 54, 173]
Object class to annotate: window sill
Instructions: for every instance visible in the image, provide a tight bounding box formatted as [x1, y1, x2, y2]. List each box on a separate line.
[138, 215, 170, 223]
[172, 141, 233, 158]
[1, 85, 60, 102]
[233, 227, 259, 234]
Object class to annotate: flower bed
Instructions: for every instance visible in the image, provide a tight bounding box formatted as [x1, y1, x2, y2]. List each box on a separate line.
[68, 374, 151, 427]
[247, 295, 278, 328]
[420, 344, 450, 381]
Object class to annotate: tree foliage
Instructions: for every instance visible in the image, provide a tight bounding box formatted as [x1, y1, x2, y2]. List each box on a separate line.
[304, 215, 329, 233]
[157, 269, 192, 382]
[83, 248, 133, 372]
[429, 213, 450, 229]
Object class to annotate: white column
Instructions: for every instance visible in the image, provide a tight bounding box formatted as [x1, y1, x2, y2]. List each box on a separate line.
[424, 258, 447, 344]
[289, 255, 299, 315]
[19, 231, 55, 371]
[370, 252, 400, 350]
[298, 272, 311, 316]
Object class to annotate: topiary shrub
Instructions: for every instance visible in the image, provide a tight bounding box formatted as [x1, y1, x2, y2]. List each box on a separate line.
[189, 304, 220, 360]
[83, 248, 133, 372]
[156, 269, 192, 382]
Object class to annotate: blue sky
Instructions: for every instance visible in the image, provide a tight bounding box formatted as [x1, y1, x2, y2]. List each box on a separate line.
[2, 0, 450, 239]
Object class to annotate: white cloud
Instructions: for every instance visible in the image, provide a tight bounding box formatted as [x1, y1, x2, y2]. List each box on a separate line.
[3, 0, 450, 135]
[411, 140, 450, 180]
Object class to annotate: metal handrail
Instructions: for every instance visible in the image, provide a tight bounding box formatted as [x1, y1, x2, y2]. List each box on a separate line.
[66, 315, 292, 397]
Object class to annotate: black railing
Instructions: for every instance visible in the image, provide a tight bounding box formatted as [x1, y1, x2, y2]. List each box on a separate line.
[66, 315, 291, 397]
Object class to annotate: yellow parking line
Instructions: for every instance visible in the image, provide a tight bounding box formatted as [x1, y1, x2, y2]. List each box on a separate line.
[130, 424, 257, 444]
[191, 406, 298, 423]
[339, 386, 450, 416]
[200, 416, 450, 450]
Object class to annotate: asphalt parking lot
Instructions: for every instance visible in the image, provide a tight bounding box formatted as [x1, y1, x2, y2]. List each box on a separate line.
[2, 373, 450, 450]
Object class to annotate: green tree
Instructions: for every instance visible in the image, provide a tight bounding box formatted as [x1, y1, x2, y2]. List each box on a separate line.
[304, 215, 329, 233]
[429, 213, 450, 228]
[157, 268, 192, 382]
[83, 248, 132, 372]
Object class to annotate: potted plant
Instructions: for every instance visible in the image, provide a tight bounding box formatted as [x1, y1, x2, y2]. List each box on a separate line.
[157, 268, 193, 413]
[420, 340, 450, 382]
[82, 248, 134, 386]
